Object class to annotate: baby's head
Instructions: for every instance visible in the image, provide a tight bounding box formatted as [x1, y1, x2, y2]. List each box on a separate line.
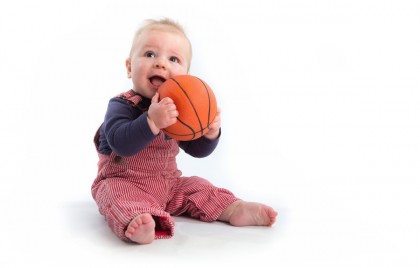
[128, 18, 192, 71]
[126, 18, 192, 98]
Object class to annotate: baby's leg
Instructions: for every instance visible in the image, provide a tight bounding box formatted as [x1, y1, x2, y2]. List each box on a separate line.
[218, 200, 278, 227]
[125, 213, 156, 244]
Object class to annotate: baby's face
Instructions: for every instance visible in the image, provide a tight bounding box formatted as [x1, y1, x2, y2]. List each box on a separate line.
[126, 29, 191, 98]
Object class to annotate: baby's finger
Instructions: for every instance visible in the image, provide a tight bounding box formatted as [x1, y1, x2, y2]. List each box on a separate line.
[167, 103, 177, 111]
[151, 93, 159, 104]
[160, 97, 174, 105]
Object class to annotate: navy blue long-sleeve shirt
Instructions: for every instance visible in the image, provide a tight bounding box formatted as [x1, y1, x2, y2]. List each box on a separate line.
[98, 94, 220, 158]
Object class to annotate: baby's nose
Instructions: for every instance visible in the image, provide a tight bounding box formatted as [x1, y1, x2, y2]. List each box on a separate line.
[154, 58, 167, 69]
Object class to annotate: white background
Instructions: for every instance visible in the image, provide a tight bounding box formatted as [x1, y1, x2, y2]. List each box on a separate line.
[1, 0, 419, 267]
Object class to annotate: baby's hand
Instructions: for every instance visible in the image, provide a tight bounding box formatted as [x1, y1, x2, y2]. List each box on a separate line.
[147, 93, 178, 135]
[204, 107, 221, 140]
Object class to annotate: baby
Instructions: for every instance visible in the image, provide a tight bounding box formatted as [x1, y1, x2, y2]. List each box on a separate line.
[91, 18, 277, 244]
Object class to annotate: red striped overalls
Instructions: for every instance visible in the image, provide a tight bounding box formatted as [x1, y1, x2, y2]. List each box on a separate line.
[91, 90, 238, 242]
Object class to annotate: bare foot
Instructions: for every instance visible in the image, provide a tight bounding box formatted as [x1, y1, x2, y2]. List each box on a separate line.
[219, 200, 278, 227]
[125, 213, 156, 244]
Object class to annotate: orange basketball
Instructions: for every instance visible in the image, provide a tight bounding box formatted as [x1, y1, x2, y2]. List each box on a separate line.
[158, 75, 217, 141]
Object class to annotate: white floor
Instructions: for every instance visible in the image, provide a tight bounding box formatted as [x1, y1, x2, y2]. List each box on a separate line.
[1, 1, 419, 267]
[1, 143, 419, 267]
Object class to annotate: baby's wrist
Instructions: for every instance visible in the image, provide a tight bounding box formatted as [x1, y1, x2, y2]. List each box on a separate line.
[147, 114, 160, 135]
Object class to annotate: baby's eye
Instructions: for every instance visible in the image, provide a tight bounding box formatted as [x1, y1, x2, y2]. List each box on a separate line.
[145, 51, 155, 58]
[169, 56, 180, 63]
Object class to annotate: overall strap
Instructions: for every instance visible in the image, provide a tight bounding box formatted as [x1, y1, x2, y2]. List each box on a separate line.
[118, 90, 143, 106]
[118, 90, 150, 112]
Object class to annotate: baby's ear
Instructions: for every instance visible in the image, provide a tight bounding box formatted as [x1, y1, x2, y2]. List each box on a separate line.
[125, 58, 132, 78]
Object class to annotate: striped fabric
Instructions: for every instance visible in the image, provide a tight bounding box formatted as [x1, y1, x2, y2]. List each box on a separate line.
[91, 91, 238, 242]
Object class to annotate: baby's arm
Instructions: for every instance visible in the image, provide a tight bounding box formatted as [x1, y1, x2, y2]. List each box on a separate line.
[179, 135, 220, 158]
[103, 98, 156, 156]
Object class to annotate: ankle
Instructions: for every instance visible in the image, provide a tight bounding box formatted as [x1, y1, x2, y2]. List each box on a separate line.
[219, 200, 242, 222]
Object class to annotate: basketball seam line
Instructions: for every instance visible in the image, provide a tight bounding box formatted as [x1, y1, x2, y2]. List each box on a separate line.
[171, 77, 205, 137]
[197, 77, 212, 129]
[164, 118, 196, 139]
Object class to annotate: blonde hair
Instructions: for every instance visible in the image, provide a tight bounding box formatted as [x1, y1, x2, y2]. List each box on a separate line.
[128, 18, 192, 68]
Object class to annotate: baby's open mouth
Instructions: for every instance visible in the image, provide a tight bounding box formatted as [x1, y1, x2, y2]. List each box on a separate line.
[149, 76, 166, 87]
